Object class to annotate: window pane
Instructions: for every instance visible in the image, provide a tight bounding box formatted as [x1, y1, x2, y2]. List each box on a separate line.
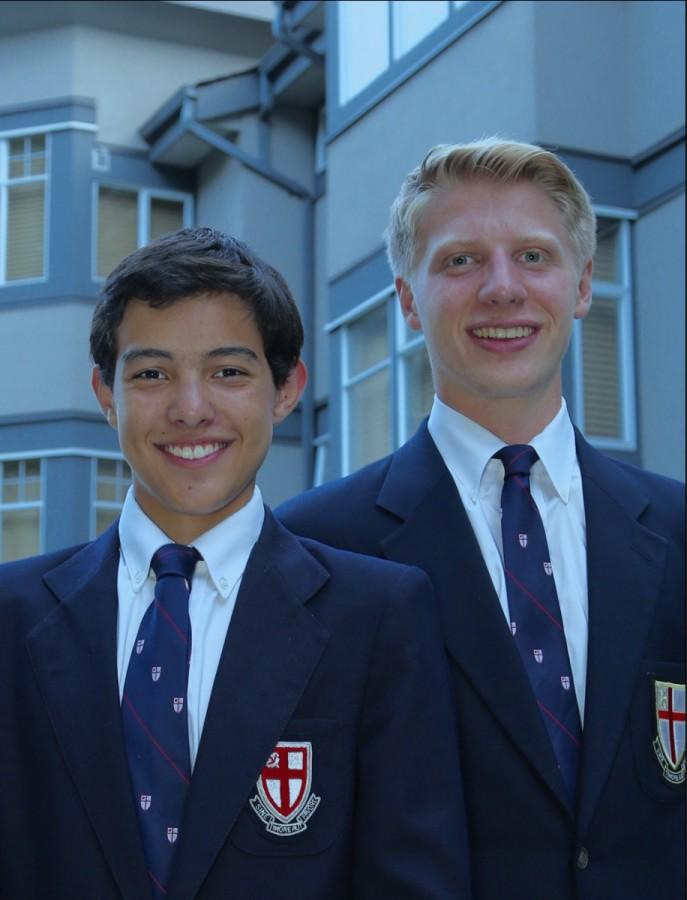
[98, 187, 138, 278]
[339, 0, 390, 103]
[98, 458, 117, 478]
[150, 197, 184, 241]
[30, 153, 46, 177]
[25, 460, 40, 478]
[9, 157, 24, 179]
[348, 368, 391, 471]
[3, 461, 19, 480]
[24, 481, 41, 502]
[6, 182, 45, 280]
[403, 346, 434, 436]
[583, 297, 620, 438]
[2, 482, 19, 503]
[594, 219, 620, 282]
[31, 135, 46, 153]
[347, 304, 388, 377]
[8, 137, 24, 156]
[2, 508, 40, 563]
[96, 508, 119, 536]
[97, 481, 117, 502]
[393, 1, 448, 58]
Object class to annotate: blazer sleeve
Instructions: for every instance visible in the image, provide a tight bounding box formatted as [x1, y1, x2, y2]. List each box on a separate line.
[350, 566, 472, 899]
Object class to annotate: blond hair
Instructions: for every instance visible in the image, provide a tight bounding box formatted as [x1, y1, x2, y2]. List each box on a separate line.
[386, 137, 596, 279]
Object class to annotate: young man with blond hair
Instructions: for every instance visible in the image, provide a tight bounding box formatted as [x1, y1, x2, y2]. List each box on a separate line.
[278, 138, 685, 900]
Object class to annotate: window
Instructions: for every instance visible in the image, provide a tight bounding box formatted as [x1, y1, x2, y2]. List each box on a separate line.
[571, 212, 636, 450]
[95, 186, 191, 279]
[336, 1, 497, 109]
[0, 133, 48, 284]
[339, 289, 433, 474]
[92, 457, 131, 537]
[0, 459, 43, 562]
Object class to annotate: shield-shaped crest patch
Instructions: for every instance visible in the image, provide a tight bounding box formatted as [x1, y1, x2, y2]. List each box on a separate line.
[652, 679, 686, 785]
[249, 741, 320, 836]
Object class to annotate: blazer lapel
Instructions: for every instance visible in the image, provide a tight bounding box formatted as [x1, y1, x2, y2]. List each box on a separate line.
[575, 435, 668, 836]
[170, 511, 330, 900]
[26, 525, 150, 899]
[378, 425, 570, 810]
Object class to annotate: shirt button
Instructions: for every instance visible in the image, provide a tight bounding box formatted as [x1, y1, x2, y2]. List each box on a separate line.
[134, 571, 143, 585]
[219, 577, 228, 590]
[576, 847, 589, 870]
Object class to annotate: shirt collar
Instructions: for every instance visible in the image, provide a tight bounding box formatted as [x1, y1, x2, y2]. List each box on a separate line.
[427, 395, 576, 503]
[118, 486, 265, 598]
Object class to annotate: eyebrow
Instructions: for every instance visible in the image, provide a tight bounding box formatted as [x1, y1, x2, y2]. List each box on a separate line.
[120, 346, 260, 364]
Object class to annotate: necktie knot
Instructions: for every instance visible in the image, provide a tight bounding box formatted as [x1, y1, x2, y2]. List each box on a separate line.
[496, 444, 538, 478]
[151, 543, 201, 583]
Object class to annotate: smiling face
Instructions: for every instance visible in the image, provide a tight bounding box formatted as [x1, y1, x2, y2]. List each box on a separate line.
[92, 292, 306, 543]
[398, 178, 592, 441]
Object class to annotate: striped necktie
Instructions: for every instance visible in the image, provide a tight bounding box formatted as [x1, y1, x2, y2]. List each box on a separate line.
[122, 543, 200, 896]
[496, 445, 582, 804]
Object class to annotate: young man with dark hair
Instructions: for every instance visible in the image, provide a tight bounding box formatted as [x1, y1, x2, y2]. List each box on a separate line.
[278, 140, 685, 900]
[0, 228, 471, 899]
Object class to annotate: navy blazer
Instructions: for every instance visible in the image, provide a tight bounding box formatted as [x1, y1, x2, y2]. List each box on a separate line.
[278, 422, 685, 900]
[0, 509, 471, 899]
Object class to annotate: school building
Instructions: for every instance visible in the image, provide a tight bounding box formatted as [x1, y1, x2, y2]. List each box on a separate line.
[0, 0, 684, 561]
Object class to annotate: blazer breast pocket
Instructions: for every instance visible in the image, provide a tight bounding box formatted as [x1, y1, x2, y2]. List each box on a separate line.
[230, 718, 347, 856]
[631, 661, 686, 803]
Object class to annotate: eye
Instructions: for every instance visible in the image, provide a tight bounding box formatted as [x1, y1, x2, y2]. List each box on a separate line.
[133, 369, 166, 381]
[521, 249, 544, 263]
[214, 366, 246, 379]
[448, 253, 475, 268]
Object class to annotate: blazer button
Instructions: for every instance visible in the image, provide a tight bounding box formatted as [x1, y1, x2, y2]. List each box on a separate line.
[576, 847, 589, 870]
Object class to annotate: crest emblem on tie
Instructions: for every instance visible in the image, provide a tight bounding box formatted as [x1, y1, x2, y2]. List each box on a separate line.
[249, 742, 320, 836]
[561, 676, 571, 691]
[151, 666, 161, 682]
[136, 639, 145, 655]
[140, 794, 152, 811]
[510, 621, 517, 636]
[533, 649, 543, 663]
[518, 533, 528, 548]
[543, 561, 553, 576]
[652, 680, 686, 784]
[173, 697, 184, 713]
[167, 826, 179, 844]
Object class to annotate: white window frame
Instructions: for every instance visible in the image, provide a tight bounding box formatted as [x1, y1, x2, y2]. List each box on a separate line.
[91, 183, 193, 280]
[0, 456, 45, 561]
[90, 455, 131, 539]
[0, 131, 50, 286]
[330, 285, 434, 475]
[570, 206, 637, 451]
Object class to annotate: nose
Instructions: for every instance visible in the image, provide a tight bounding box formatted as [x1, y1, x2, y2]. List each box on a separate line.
[168, 375, 214, 427]
[477, 251, 527, 306]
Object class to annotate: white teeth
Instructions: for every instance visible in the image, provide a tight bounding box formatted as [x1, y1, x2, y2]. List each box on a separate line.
[165, 443, 224, 459]
[473, 326, 534, 339]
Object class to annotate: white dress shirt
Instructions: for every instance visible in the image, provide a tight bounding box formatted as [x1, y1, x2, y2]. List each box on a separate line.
[116, 486, 265, 768]
[428, 397, 589, 719]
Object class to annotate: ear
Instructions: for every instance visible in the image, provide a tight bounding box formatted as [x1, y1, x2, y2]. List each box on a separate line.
[273, 359, 308, 424]
[91, 367, 117, 428]
[574, 258, 593, 320]
[396, 277, 422, 332]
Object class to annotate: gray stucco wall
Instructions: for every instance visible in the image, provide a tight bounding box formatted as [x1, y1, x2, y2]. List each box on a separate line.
[634, 192, 685, 481]
[0, 25, 258, 149]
